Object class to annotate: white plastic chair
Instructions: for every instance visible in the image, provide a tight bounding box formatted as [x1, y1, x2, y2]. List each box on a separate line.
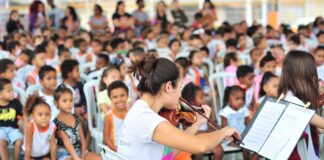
[14, 86, 27, 105]
[86, 68, 104, 82]
[208, 72, 236, 113]
[203, 58, 214, 76]
[238, 54, 251, 65]
[97, 144, 127, 160]
[79, 62, 95, 74]
[16, 65, 35, 82]
[215, 63, 224, 73]
[26, 84, 43, 96]
[83, 79, 102, 153]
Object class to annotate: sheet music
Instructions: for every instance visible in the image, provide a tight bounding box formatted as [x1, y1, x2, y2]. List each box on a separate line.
[260, 103, 315, 159]
[241, 101, 287, 152]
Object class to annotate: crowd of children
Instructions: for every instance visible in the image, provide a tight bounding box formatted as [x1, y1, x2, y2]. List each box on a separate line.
[0, 0, 323, 159]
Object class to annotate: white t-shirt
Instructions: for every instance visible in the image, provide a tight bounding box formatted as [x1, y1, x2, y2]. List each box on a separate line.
[39, 90, 59, 121]
[117, 100, 172, 160]
[219, 106, 249, 134]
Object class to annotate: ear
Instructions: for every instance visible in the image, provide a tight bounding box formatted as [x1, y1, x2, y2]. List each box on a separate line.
[164, 81, 173, 93]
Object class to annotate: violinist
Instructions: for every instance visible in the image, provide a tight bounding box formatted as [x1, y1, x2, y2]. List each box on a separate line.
[117, 53, 240, 160]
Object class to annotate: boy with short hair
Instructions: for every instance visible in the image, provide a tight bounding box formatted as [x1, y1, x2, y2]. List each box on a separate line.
[27, 46, 47, 86]
[39, 65, 59, 120]
[103, 81, 129, 151]
[72, 38, 93, 64]
[236, 65, 255, 108]
[0, 78, 23, 160]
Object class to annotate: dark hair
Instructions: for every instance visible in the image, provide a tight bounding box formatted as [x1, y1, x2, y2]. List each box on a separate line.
[194, 13, 203, 20]
[236, 33, 245, 43]
[253, 33, 264, 47]
[60, 59, 79, 79]
[97, 53, 110, 65]
[259, 72, 277, 97]
[249, 48, 261, 56]
[74, 38, 86, 48]
[95, 4, 103, 14]
[24, 94, 50, 116]
[200, 46, 209, 56]
[0, 59, 14, 74]
[53, 84, 73, 102]
[175, 57, 190, 69]
[128, 47, 145, 58]
[6, 41, 20, 52]
[168, 39, 181, 48]
[66, 6, 78, 22]
[20, 49, 33, 64]
[203, 0, 215, 9]
[0, 78, 11, 92]
[110, 38, 125, 50]
[39, 65, 56, 80]
[115, 1, 125, 13]
[29, 0, 45, 15]
[189, 34, 200, 40]
[129, 53, 180, 95]
[279, 50, 319, 108]
[314, 46, 324, 54]
[224, 52, 237, 68]
[288, 34, 301, 45]
[260, 52, 275, 68]
[225, 39, 237, 48]
[188, 50, 200, 65]
[316, 30, 324, 38]
[99, 65, 120, 91]
[181, 82, 203, 105]
[313, 16, 324, 28]
[107, 80, 129, 97]
[58, 46, 70, 57]
[236, 65, 254, 78]
[31, 45, 46, 61]
[279, 50, 320, 152]
[223, 85, 245, 108]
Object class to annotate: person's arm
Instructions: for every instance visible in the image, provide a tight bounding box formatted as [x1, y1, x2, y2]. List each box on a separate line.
[103, 115, 117, 151]
[50, 129, 57, 160]
[24, 123, 33, 160]
[78, 121, 87, 159]
[311, 114, 324, 130]
[57, 130, 81, 160]
[153, 121, 239, 154]
[26, 75, 35, 85]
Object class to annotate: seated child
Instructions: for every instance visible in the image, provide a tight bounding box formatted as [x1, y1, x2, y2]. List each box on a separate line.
[72, 38, 93, 64]
[53, 84, 101, 160]
[249, 48, 263, 69]
[15, 49, 32, 69]
[22, 94, 56, 159]
[253, 52, 276, 100]
[103, 81, 129, 151]
[219, 85, 250, 160]
[98, 66, 121, 118]
[27, 45, 47, 86]
[181, 83, 223, 160]
[188, 50, 209, 93]
[95, 53, 110, 71]
[0, 78, 23, 160]
[258, 72, 279, 104]
[224, 52, 239, 86]
[39, 65, 59, 120]
[0, 59, 25, 90]
[236, 65, 255, 109]
[175, 57, 194, 87]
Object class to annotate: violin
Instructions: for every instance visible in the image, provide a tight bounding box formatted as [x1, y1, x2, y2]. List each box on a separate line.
[158, 97, 217, 130]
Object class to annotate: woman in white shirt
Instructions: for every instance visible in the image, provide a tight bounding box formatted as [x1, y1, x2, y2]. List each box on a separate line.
[117, 53, 239, 160]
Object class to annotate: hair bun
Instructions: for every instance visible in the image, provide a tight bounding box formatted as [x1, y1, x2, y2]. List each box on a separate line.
[129, 53, 158, 79]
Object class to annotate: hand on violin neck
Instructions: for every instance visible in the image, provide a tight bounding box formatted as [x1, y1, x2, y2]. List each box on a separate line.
[194, 105, 211, 126]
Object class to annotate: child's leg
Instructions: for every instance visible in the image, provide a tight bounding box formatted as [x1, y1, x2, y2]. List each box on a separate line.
[0, 139, 9, 160]
[212, 144, 224, 160]
[8, 128, 23, 160]
[0, 128, 10, 160]
[86, 152, 102, 160]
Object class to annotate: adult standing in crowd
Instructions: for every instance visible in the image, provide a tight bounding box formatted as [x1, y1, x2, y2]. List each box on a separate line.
[47, 0, 65, 30]
[62, 6, 81, 35]
[6, 10, 24, 35]
[29, 0, 47, 34]
[112, 1, 134, 34]
[132, 0, 150, 37]
[89, 4, 109, 35]
[171, 0, 188, 26]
